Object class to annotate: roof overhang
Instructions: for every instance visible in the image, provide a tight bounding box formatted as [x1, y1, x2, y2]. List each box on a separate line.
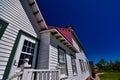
[27, 0, 48, 30]
[72, 31, 84, 51]
[40, 29, 79, 53]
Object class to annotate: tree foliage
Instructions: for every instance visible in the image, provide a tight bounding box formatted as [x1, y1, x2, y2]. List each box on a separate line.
[96, 59, 120, 72]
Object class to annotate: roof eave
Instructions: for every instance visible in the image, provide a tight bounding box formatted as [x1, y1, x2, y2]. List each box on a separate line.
[72, 31, 85, 51]
[28, 0, 48, 30]
[40, 29, 79, 53]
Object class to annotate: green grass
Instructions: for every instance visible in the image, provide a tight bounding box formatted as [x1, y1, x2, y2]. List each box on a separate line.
[99, 72, 120, 80]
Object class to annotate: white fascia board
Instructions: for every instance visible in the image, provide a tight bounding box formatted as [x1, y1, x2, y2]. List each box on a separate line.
[40, 29, 79, 53]
[28, 0, 48, 30]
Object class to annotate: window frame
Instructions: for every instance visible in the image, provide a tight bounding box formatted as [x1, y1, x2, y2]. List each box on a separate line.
[58, 46, 68, 78]
[71, 54, 77, 75]
[18, 39, 36, 67]
[3, 30, 40, 80]
[79, 59, 84, 73]
[0, 19, 8, 40]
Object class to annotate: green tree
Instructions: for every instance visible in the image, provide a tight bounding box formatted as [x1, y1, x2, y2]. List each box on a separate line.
[96, 59, 120, 72]
[96, 59, 107, 72]
[113, 60, 120, 72]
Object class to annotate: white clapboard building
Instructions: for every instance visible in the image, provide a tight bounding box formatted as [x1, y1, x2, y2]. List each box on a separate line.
[0, 0, 92, 80]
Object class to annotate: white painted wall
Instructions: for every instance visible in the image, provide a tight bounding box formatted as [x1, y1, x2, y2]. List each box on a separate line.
[49, 34, 91, 80]
[49, 35, 73, 79]
[37, 32, 50, 69]
[0, 0, 38, 79]
[72, 34, 91, 80]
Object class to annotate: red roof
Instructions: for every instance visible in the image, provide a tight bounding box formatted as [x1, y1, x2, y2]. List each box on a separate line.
[48, 26, 73, 45]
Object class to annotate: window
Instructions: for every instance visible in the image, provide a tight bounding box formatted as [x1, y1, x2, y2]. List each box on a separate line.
[18, 40, 35, 67]
[0, 19, 8, 39]
[79, 59, 84, 72]
[85, 62, 88, 71]
[58, 47, 67, 76]
[85, 62, 87, 71]
[83, 62, 86, 72]
[71, 55, 77, 75]
[82, 60, 86, 72]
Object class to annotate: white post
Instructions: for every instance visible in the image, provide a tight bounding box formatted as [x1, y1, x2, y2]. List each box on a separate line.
[21, 69, 29, 80]
[58, 70, 60, 80]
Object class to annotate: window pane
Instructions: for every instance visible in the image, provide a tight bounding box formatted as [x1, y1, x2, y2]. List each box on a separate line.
[79, 59, 83, 72]
[32, 43, 35, 48]
[71, 55, 77, 75]
[22, 46, 27, 52]
[58, 47, 67, 75]
[18, 53, 33, 67]
[22, 40, 35, 53]
[18, 40, 36, 67]
[31, 48, 34, 54]
[27, 47, 31, 53]
[24, 40, 28, 46]
[28, 42, 32, 47]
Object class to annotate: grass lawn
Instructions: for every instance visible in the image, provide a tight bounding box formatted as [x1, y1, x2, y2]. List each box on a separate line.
[99, 72, 120, 80]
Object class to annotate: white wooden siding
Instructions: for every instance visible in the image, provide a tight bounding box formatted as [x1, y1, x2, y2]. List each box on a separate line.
[49, 34, 91, 80]
[49, 45, 58, 69]
[0, 0, 38, 79]
[72, 38, 80, 52]
[72, 35, 91, 80]
[37, 32, 50, 69]
[49, 35, 75, 79]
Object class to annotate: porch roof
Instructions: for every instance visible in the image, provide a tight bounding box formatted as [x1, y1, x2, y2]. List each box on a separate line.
[40, 26, 79, 53]
[48, 26, 84, 51]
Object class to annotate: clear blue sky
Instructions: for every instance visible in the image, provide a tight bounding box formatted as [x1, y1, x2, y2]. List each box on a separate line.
[37, 0, 120, 63]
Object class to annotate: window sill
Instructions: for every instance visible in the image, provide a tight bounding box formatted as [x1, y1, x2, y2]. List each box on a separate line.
[60, 74, 68, 79]
[73, 74, 77, 76]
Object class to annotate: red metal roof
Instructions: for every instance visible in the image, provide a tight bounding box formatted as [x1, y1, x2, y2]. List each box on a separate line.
[48, 26, 73, 45]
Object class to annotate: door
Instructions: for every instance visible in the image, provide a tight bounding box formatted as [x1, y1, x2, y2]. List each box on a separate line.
[9, 35, 38, 79]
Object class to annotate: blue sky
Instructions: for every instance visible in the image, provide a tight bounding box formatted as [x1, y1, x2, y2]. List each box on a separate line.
[37, 0, 120, 63]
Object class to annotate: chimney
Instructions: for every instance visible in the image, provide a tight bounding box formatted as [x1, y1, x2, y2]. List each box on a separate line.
[66, 24, 72, 29]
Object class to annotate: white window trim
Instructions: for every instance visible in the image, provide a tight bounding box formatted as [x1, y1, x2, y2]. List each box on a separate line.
[71, 55, 77, 76]
[58, 47, 68, 78]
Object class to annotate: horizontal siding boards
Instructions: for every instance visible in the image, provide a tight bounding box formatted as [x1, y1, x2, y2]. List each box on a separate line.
[0, 53, 10, 58]
[0, 37, 15, 45]
[0, 1, 37, 36]
[0, 71, 4, 75]
[71, 32, 91, 80]
[0, 44, 13, 52]
[50, 34, 91, 80]
[72, 38, 80, 52]
[49, 45, 58, 69]
[71, 41, 91, 79]
[0, 57, 8, 62]
[73, 50, 91, 80]
[66, 53, 73, 77]
[20, 0, 41, 36]
[0, 75, 3, 80]
[0, 75, 2, 80]
[0, 11, 36, 36]
[0, 40, 14, 47]
[37, 32, 50, 69]
[0, 62, 7, 66]
[0, 0, 38, 80]
[50, 35, 75, 79]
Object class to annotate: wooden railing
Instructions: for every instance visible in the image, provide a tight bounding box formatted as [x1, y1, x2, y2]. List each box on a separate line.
[21, 69, 60, 80]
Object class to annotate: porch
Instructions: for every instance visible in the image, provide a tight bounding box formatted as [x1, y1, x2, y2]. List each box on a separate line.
[7, 69, 60, 80]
